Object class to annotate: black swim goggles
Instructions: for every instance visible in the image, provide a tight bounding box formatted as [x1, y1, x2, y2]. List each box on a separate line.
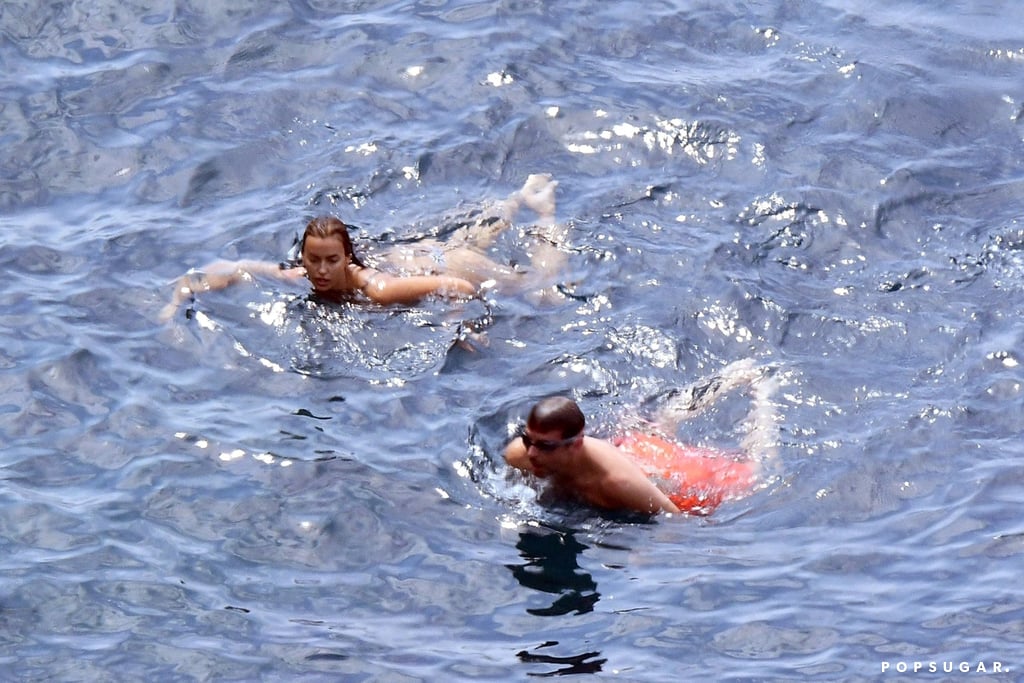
[518, 428, 582, 452]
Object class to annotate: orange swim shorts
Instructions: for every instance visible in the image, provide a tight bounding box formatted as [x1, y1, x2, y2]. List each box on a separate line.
[612, 431, 756, 515]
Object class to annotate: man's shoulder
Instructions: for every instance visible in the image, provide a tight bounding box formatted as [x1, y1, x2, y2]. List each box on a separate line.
[504, 438, 527, 466]
[582, 436, 636, 475]
[583, 434, 626, 456]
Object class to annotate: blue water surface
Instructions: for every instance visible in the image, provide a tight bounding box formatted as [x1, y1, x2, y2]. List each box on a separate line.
[2, 1, 1024, 680]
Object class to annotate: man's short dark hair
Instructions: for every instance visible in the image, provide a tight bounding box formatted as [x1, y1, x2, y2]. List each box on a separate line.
[527, 396, 585, 438]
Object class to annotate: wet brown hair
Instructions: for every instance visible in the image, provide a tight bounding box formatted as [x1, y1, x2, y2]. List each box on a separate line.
[301, 216, 365, 268]
[527, 396, 585, 438]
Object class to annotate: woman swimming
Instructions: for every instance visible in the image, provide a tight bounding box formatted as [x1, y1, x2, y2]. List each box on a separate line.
[161, 174, 563, 321]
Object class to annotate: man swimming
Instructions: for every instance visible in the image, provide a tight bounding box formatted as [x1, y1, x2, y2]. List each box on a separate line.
[504, 359, 779, 516]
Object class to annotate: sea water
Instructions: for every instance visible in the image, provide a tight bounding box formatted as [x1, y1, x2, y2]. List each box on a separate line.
[2, 1, 1023, 680]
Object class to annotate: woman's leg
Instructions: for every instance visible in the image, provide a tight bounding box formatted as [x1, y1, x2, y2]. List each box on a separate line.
[518, 173, 565, 282]
[381, 174, 563, 289]
[442, 174, 563, 288]
[448, 173, 559, 251]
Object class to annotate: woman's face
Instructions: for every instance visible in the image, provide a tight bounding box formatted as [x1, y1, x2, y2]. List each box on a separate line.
[302, 235, 351, 293]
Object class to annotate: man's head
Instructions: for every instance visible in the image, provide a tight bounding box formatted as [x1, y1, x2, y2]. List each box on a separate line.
[527, 396, 585, 439]
[517, 397, 585, 478]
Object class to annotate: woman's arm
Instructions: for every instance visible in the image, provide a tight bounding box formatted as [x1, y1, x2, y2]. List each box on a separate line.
[358, 271, 476, 306]
[160, 259, 305, 321]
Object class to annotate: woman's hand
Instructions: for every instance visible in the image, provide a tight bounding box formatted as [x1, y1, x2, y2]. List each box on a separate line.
[159, 260, 304, 322]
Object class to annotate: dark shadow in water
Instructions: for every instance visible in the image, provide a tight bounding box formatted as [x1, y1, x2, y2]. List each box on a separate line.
[516, 641, 607, 677]
[506, 525, 599, 617]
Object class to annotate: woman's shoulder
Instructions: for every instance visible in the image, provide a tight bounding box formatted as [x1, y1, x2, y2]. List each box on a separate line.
[350, 263, 383, 288]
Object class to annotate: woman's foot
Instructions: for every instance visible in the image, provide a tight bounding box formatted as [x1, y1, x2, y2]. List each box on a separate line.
[518, 173, 558, 220]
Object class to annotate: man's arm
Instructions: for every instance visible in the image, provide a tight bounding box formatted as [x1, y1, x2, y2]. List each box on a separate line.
[604, 472, 681, 515]
[590, 439, 681, 515]
[503, 438, 533, 473]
